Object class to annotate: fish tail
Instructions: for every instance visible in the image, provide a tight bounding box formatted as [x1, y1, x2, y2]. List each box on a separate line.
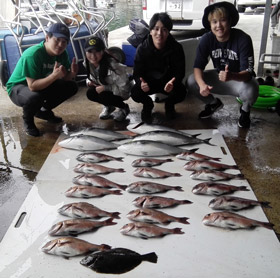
[178, 217, 190, 224]
[113, 190, 122, 195]
[166, 159, 173, 162]
[174, 173, 182, 177]
[235, 174, 245, 180]
[105, 218, 117, 226]
[112, 212, 121, 219]
[116, 157, 124, 161]
[182, 200, 193, 204]
[100, 244, 111, 251]
[141, 252, 158, 263]
[174, 186, 183, 192]
[204, 138, 216, 146]
[260, 201, 272, 208]
[172, 228, 184, 234]
[239, 186, 250, 191]
[118, 185, 128, 190]
[259, 221, 274, 230]
[117, 168, 125, 172]
[213, 158, 221, 161]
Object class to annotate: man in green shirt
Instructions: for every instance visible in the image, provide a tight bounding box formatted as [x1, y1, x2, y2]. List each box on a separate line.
[6, 23, 79, 136]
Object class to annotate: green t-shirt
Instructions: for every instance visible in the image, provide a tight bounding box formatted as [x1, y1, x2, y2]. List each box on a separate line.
[6, 41, 71, 95]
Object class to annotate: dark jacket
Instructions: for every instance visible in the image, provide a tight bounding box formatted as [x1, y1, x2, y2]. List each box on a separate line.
[133, 34, 185, 91]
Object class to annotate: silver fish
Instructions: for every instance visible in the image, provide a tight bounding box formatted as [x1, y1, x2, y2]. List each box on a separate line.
[132, 130, 214, 146]
[120, 222, 184, 239]
[208, 196, 271, 211]
[176, 151, 221, 161]
[58, 135, 117, 151]
[192, 182, 249, 196]
[127, 123, 197, 137]
[117, 140, 186, 156]
[74, 163, 125, 175]
[126, 181, 183, 194]
[190, 170, 244, 181]
[76, 152, 124, 163]
[70, 128, 131, 141]
[184, 160, 238, 171]
[133, 196, 192, 209]
[73, 174, 127, 190]
[131, 158, 173, 167]
[202, 212, 274, 230]
[48, 218, 117, 236]
[127, 208, 189, 225]
[65, 185, 122, 198]
[58, 202, 121, 219]
[41, 237, 111, 257]
[133, 167, 181, 179]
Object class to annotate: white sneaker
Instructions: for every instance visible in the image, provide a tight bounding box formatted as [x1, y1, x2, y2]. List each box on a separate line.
[114, 104, 130, 122]
[99, 106, 116, 120]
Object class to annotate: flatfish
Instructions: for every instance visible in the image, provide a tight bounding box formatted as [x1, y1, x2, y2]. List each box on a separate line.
[80, 248, 157, 274]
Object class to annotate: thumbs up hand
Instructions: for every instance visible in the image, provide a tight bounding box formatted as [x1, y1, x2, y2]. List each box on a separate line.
[164, 77, 176, 93]
[219, 64, 231, 82]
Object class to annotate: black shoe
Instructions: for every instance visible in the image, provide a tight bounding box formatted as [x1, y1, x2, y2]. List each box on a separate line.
[165, 104, 177, 119]
[238, 107, 251, 128]
[35, 110, 62, 123]
[199, 98, 224, 119]
[23, 119, 40, 137]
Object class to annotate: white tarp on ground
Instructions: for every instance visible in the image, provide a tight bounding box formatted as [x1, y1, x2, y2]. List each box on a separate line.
[0, 129, 279, 278]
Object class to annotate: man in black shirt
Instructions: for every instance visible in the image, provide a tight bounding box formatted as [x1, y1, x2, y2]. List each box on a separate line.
[187, 1, 258, 128]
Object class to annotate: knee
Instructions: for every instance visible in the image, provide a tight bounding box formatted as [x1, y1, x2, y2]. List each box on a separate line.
[186, 73, 197, 93]
[86, 88, 97, 101]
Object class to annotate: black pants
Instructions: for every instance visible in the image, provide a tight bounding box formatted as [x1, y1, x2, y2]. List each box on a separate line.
[9, 79, 78, 120]
[86, 87, 127, 109]
[131, 82, 187, 110]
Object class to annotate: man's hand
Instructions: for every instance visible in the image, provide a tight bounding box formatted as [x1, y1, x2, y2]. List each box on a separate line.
[219, 64, 231, 82]
[199, 83, 213, 97]
[53, 61, 67, 79]
[71, 57, 79, 77]
[164, 77, 175, 93]
[140, 77, 150, 93]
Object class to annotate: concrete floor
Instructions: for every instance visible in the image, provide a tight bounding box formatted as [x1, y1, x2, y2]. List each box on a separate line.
[0, 12, 280, 242]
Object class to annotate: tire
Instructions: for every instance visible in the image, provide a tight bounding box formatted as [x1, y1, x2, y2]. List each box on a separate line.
[238, 5, 246, 13]
[0, 60, 9, 87]
[108, 47, 126, 64]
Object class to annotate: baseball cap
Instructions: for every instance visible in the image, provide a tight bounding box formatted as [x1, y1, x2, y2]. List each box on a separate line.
[84, 37, 105, 52]
[48, 23, 70, 42]
[202, 1, 239, 30]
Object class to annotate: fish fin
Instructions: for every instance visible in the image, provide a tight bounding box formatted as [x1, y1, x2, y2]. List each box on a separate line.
[236, 174, 245, 179]
[139, 233, 149, 239]
[132, 122, 145, 129]
[182, 200, 193, 204]
[260, 201, 272, 208]
[141, 252, 158, 263]
[172, 228, 184, 234]
[118, 185, 128, 190]
[191, 133, 201, 138]
[100, 244, 112, 251]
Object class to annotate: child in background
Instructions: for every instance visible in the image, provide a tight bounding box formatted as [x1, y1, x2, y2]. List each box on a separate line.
[84, 37, 132, 121]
